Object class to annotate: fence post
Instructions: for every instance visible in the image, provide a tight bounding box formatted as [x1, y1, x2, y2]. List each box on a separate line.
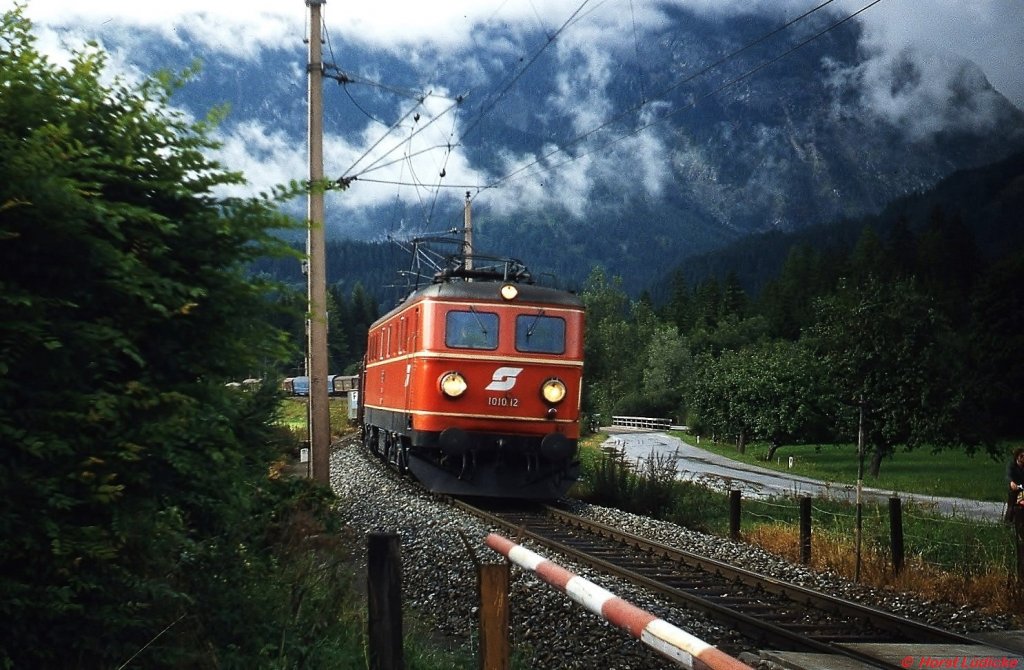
[729, 490, 741, 540]
[368, 533, 404, 670]
[1016, 514, 1024, 582]
[888, 497, 904, 575]
[799, 496, 811, 564]
[478, 563, 510, 670]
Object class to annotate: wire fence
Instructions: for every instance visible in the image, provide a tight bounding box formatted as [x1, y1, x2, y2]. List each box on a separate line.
[579, 448, 1017, 588]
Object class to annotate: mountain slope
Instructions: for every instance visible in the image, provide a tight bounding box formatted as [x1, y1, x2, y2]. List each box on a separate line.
[663, 148, 1024, 299]
[91, 5, 1024, 294]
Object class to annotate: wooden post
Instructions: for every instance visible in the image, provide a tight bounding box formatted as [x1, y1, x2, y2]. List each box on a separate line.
[799, 496, 811, 564]
[855, 399, 865, 582]
[1015, 514, 1024, 582]
[478, 563, 510, 670]
[729, 490, 741, 540]
[889, 497, 904, 575]
[368, 533, 404, 670]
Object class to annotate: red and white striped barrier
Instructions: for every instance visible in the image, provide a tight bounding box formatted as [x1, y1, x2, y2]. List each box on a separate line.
[485, 533, 752, 670]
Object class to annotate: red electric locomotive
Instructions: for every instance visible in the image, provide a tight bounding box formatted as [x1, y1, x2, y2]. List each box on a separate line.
[360, 256, 584, 499]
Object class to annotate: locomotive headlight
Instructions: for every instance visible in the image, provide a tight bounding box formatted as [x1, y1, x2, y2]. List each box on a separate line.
[439, 371, 468, 398]
[500, 283, 519, 301]
[541, 378, 567, 404]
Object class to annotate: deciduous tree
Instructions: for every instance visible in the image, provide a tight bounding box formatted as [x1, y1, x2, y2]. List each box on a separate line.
[0, 9, 323, 667]
[805, 276, 965, 476]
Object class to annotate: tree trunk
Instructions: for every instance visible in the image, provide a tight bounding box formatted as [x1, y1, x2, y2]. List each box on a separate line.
[737, 429, 746, 454]
[869, 443, 892, 478]
[765, 440, 781, 462]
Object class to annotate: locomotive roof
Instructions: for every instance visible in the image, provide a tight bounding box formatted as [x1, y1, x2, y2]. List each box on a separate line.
[421, 280, 582, 305]
[378, 279, 583, 322]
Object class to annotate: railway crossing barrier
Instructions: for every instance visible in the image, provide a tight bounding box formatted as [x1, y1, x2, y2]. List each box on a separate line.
[484, 532, 753, 670]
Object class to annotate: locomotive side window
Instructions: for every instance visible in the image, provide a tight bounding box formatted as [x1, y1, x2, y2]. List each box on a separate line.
[445, 309, 498, 350]
[515, 313, 565, 354]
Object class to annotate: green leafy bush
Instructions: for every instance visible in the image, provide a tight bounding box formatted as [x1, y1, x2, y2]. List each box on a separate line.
[0, 7, 369, 667]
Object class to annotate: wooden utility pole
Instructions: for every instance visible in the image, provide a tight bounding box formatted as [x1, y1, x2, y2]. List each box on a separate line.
[307, 0, 331, 486]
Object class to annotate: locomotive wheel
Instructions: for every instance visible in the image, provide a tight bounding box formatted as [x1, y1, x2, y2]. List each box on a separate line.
[365, 425, 380, 456]
[396, 438, 410, 475]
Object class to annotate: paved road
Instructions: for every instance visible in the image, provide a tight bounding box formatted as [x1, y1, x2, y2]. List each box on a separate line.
[603, 427, 1005, 523]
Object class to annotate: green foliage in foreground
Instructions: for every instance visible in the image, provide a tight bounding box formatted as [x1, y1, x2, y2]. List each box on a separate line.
[0, 8, 375, 667]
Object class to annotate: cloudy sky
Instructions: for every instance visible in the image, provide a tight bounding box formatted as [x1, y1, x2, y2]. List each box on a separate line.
[22, 0, 1024, 231]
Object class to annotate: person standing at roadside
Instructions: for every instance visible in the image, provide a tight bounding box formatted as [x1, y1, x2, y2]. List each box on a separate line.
[1006, 448, 1024, 523]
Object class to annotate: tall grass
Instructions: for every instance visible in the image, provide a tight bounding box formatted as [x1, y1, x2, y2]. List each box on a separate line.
[277, 396, 356, 439]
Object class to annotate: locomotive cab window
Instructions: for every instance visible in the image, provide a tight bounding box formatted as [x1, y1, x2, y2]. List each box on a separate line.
[515, 313, 565, 354]
[446, 310, 498, 350]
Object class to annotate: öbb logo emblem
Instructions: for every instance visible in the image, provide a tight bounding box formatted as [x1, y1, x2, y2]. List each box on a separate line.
[485, 367, 523, 392]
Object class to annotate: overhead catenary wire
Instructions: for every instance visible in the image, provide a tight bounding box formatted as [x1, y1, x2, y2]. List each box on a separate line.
[629, 0, 646, 104]
[423, 108, 464, 226]
[317, 9, 468, 186]
[339, 96, 465, 181]
[453, 0, 843, 194]
[325, 0, 600, 201]
[455, 0, 594, 147]
[322, 8, 462, 105]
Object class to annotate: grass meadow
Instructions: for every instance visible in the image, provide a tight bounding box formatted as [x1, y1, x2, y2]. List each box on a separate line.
[671, 432, 1010, 502]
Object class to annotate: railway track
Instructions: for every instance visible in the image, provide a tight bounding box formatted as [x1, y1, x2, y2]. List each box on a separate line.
[454, 499, 1019, 669]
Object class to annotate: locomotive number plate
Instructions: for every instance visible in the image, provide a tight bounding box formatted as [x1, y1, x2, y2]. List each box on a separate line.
[487, 396, 519, 407]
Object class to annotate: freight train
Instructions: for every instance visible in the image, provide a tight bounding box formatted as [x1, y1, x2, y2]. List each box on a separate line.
[359, 255, 584, 499]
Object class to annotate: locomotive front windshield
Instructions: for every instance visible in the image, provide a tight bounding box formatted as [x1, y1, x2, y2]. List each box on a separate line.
[515, 313, 565, 354]
[445, 309, 498, 349]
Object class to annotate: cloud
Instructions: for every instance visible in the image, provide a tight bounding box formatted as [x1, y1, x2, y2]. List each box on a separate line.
[26, 1, 1024, 112]
[826, 46, 1009, 141]
[815, 0, 1024, 138]
[488, 143, 596, 220]
[852, 0, 1024, 111]
[23, 0, 1023, 233]
[205, 90, 493, 233]
[26, 2, 296, 58]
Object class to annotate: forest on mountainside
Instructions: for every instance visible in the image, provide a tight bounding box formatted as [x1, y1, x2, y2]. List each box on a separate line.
[580, 200, 1023, 476]
[664, 149, 1024, 299]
